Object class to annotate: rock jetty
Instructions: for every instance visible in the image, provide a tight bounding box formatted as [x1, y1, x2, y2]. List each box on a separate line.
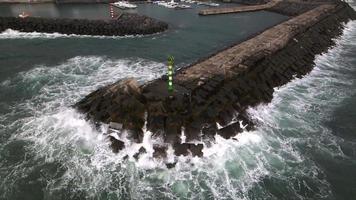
[0, 13, 168, 36]
[75, 0, 356, 163]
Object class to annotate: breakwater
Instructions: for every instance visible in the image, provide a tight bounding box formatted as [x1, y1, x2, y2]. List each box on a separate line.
[199, 0, 333, 16]
[75, 1, 356, 161]
[0, 13, 168, 36]
[199, 0, 280, 16]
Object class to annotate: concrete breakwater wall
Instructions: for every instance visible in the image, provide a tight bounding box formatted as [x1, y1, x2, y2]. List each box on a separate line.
[200, 0, 335, 16]
[75, 1, 356, 161]
[199, 0, 280, 16]
[0, 13, 168, 36]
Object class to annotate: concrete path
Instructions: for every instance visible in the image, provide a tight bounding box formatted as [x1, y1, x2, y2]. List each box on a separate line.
[199, 0, 281, 15]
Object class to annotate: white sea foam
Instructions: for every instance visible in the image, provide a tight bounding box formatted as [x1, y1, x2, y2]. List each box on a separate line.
[0, 29, 144, 40]
[1, 21, 355, 200]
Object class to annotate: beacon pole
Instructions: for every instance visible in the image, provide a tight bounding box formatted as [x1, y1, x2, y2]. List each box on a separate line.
[167, 55, 174, 96]
[110, 5, 114, 19]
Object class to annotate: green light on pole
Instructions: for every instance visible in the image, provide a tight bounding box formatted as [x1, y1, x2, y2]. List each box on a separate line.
[168, 56, 174, 93]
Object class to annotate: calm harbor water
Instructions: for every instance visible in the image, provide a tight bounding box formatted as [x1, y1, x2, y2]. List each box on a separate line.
[0, 2, 356, 200]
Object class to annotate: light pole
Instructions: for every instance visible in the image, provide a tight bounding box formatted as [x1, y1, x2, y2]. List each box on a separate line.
[167, 55, 174, 93]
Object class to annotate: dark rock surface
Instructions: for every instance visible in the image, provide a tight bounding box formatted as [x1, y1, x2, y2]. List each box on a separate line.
[109, 136, 125, 153]
[74, 1, 356, 160]
[0, 13, 168, 36]
[133, 147, 147, 160]
[75, 78, 146, 142]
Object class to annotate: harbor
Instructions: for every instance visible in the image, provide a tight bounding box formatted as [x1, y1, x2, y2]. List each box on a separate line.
[0, 0, 356, 199]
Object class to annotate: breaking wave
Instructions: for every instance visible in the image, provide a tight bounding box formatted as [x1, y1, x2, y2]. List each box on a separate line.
[0, 21, 355, 199]
[0, 29, 143, 40]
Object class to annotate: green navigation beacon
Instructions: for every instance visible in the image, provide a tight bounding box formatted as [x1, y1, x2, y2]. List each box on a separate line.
[167, 55, 174, 93]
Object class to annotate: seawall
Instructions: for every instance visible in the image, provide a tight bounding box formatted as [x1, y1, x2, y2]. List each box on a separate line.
[75, 1, 356, 160]
[199, 0, 280, 16]
[0, 13, 168, 36]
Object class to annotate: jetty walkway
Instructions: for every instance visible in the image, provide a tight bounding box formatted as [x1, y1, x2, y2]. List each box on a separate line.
[199, 0, 281, 15]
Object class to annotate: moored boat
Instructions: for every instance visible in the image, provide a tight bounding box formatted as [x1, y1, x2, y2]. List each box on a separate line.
[197, 1, 219, 6]
[18, 11, 30, 18]
[156, 0, 179, 8]
[175, 4, 191, 9]
[111, 1, 137, 9]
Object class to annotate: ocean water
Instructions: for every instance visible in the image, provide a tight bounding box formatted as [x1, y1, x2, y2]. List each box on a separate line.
[0, 3, 356, 200]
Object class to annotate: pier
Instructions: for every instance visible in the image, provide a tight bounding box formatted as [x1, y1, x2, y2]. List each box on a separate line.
[75, 0, 356, 160]
[199, 0, 280, 15]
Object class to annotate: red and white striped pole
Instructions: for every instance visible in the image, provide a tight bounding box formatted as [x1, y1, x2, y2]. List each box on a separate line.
[110, 5, 115, 19]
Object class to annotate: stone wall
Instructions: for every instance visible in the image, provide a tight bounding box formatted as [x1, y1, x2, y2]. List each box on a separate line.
[0, 13, 168, 36]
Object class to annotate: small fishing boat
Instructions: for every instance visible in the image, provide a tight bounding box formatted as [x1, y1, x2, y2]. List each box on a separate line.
[175, 4, 191, 9]
[197, 1, 219, 6]
[182, 0, 197, 3]
[157, 0, 178, 8]
[153, 0, 165, 4]
[111, 1, 137, 9]
[166, 0, 179, 8]
[18, 11, 29, 18]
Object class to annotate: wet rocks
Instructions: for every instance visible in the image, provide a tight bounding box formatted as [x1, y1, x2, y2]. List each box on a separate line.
[153, 145, 168, 158]
[133, 147, 147, 160]
[0, 13, 168, 36]
[73, 0, 356, 162]
[109, 136, 125, 153]
[75, 78, 146, 142]
[174, 143, 204, 157]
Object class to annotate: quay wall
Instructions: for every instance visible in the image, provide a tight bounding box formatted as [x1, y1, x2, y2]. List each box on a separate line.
[0, 13, 168, 36]
[199, 0, 279, 16]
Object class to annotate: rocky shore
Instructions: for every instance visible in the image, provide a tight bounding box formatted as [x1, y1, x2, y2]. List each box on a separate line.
[75, 0, 356, 165]
[0, 13, 168, 36]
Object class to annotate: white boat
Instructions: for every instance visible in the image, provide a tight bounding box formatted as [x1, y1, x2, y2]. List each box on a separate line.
[111, 1, 137, 9]
[19, 11, 30, 18]
[175, 4, 191, 9]
[153, 0, 165, 4]
[197, 1, 219, 6]
[209, 2, 219, 6]
[183, 0, 196, 3]
[166, 0, 179, 8]
[156, 1, 167, 6]
[157, 0, 178, 8]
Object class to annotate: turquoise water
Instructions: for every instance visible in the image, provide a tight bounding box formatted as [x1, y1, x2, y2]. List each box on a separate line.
[0, 2, 356, 200]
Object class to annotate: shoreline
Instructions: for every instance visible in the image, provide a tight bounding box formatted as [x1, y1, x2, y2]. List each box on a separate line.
[74, 0, 356, 163]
